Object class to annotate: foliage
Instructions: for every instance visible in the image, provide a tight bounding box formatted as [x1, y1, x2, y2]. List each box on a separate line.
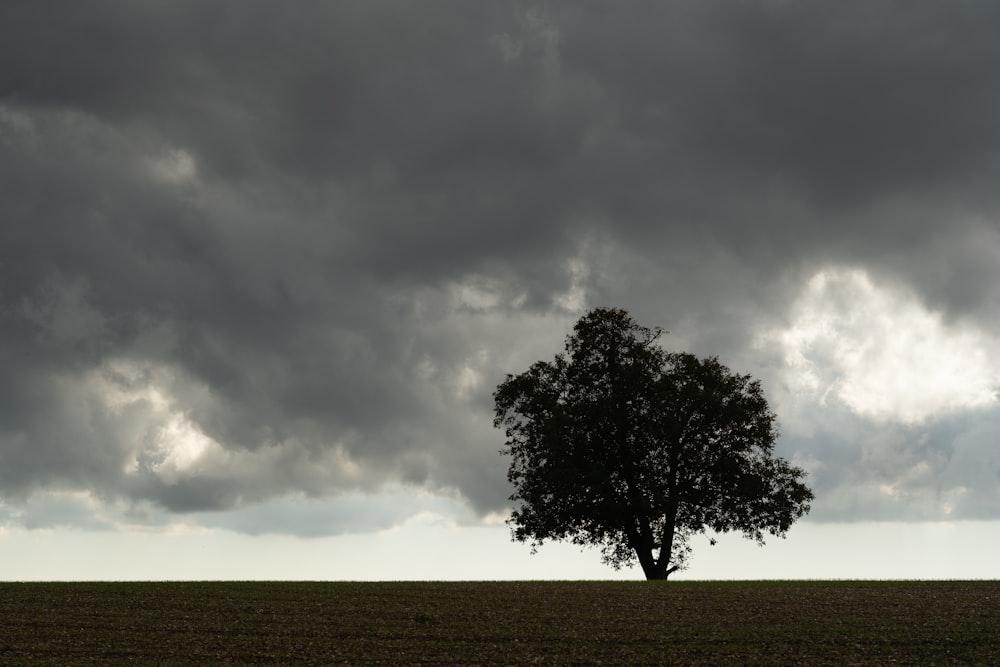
[494, 307, 813, 579]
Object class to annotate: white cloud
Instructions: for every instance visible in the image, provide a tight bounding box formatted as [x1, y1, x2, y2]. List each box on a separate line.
[147, 147, 197, 185]
[767, 266, 999, 424]
[90, 360, 220, 480]
[452, 280, 504, 311]
[555, 257, 589, 313]
[454, 350, 488, 400]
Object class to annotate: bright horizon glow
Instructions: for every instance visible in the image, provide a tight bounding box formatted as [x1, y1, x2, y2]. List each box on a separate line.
[1, 520, 996, 581]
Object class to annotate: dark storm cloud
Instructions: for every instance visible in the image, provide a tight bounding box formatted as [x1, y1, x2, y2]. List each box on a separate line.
[3, 1, 1000, 531]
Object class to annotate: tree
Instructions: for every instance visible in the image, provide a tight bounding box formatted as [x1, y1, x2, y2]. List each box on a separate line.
[494, 307, 813, 580]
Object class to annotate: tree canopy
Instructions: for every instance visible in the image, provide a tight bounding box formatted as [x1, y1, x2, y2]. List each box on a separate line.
[494, 307, 813, 580]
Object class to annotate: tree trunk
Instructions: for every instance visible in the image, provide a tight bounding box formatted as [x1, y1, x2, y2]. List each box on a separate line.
[631, 526, 660, 580]
[637, 551, 662, 580]
[637, 557, 680, 580]
[639, 501, 680, 581]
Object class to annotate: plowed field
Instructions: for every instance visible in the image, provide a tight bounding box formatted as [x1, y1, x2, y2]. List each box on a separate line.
[1, 581, 997, 665]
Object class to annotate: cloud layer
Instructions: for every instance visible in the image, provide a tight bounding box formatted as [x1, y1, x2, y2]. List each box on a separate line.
[2, 1, 1000, 535]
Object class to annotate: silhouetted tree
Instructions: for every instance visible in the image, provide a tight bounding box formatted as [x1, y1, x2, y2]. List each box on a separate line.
[494, 307, 813, 580]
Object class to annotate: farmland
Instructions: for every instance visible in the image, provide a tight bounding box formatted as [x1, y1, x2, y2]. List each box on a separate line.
[0, 581, 997, 665]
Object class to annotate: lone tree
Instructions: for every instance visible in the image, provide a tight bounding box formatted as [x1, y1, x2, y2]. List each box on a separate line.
[494, 307, 813, 580]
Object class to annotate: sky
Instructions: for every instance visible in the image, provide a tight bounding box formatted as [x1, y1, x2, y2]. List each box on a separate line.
[1, 1, 999, 580]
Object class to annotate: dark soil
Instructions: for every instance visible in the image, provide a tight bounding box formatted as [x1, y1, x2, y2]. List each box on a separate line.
[0, 580, 997, 665]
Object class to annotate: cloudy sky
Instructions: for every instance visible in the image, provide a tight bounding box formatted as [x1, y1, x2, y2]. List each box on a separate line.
[2, 1, 999, 580]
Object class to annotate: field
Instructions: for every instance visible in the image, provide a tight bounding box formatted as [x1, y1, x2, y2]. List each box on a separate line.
[1, 581, 997, 665]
